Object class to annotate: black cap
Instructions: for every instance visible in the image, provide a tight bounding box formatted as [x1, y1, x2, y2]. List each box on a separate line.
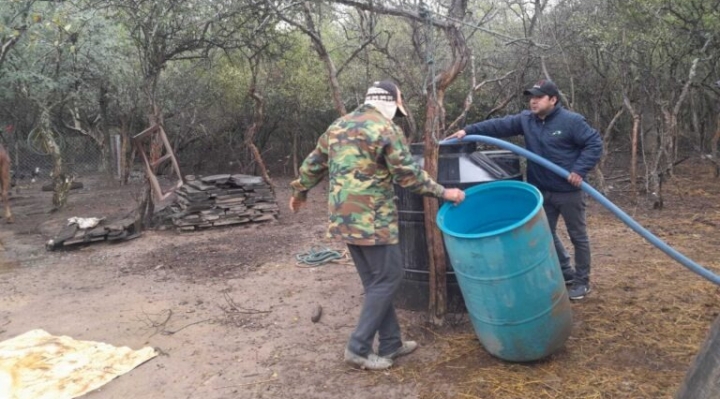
[366, 80, 408, 117]
[523, 79, 559, 98]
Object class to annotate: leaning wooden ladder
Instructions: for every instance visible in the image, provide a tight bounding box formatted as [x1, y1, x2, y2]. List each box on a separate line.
[132, 124, 183, 200]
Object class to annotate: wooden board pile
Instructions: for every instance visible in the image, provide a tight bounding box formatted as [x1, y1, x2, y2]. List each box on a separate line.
[167, 174, 278, 231]
[46, 217, 139, 250]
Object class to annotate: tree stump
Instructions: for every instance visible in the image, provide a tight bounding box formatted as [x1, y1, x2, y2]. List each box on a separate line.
[676, 314, 720, 399]
[52, 174, 75, 210]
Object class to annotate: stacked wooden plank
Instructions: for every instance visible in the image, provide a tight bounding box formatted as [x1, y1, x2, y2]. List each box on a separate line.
[46, 217, 139, 250]
[168, 174, 278, 231]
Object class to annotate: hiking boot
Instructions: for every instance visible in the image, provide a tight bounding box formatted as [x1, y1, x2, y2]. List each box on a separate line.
[385, 341, 418, 360]
[344, 348, 393, 370]
[568, 283, 591, 300]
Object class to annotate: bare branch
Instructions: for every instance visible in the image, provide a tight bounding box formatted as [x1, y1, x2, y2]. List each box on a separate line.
[444, 68, 516, 135]
[673, 37, 712, 117]
[331, 0, 452, 28]
[335, 31, 382, 76]
[540, 56, 572, 109]
[484, 94, 517, 120]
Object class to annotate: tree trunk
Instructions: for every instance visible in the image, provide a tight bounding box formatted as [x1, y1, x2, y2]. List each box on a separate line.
[424, 19, 469, 325]
[302, 2, 346, 116]
[623, 95, 641, 201]
[423, 103, 445, 326]
[661, 106, 677, 178]
[99, 84, 113, 176]
[52, 175, 75, 210]
[119, 116, 134, 185]
[595, 107, 624, 194]
[37, 109, 72, 210]
[690, 92, 701, 151]
[649, 108, 668, 210]
[712, 114, 720, 178]
[292, 129, 298, 177]
[138, 73, 163, 229]
[651, 52, 703, 209]
[675, 314, 720, 399]
[245, 59, 274, 187]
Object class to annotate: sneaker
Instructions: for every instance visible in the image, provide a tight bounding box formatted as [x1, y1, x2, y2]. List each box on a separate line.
[344, 348, 393, 370]
[385, 341, 418, 360]
[568, 283, 591, 300]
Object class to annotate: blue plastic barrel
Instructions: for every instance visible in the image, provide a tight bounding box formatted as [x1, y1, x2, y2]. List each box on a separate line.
[436, 180, 572, 362]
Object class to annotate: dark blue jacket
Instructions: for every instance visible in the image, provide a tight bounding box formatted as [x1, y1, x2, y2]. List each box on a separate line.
[463, 105, 603, 192]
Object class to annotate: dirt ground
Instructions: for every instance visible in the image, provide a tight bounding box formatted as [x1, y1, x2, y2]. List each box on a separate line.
[1, 161, 719, 399]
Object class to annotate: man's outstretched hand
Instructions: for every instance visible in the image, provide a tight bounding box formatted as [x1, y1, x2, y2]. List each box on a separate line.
[446, 130, 467, 141]
[442, 188, 466, 205]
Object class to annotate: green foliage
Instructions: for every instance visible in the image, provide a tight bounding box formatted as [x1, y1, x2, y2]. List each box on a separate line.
[2, 0, 718, 176]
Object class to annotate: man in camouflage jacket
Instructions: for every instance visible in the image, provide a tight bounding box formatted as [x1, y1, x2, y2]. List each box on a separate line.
[290, 80, 465, 370]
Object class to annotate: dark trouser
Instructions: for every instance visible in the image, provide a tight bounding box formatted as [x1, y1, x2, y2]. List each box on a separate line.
[346, 244, 403, 358]
[542, 190, 591, 285]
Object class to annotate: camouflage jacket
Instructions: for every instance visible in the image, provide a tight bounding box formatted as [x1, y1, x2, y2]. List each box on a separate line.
[291, 104, 445, 245]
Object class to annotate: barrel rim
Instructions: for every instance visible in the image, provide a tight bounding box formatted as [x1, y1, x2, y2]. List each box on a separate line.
[436, 180, 542, 239]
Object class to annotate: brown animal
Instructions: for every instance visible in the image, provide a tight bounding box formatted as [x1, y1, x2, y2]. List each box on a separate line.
[0, 144, 13, 223]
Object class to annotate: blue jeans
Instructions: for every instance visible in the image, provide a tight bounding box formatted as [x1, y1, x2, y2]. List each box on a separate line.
[542, 190, 591, 285]
[346, 244, 404, 357]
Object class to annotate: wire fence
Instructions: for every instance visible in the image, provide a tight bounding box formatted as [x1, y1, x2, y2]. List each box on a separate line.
[3, 132, 107, 183]
[3, 128, 301, 188]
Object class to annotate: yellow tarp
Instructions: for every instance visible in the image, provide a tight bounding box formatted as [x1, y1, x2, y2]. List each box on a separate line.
[0, 329, 157, 399]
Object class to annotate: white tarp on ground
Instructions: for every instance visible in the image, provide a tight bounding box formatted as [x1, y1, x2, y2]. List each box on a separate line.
[0, 329, 157, 399]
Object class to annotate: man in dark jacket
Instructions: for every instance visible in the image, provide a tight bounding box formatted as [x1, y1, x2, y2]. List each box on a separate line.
[447, 79, 603, 300]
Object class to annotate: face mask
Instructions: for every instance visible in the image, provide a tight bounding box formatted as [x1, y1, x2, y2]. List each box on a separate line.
[364, 100, 396, 120]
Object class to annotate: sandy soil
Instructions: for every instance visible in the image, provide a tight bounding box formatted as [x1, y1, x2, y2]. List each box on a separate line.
[1, 161, 719, 399]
